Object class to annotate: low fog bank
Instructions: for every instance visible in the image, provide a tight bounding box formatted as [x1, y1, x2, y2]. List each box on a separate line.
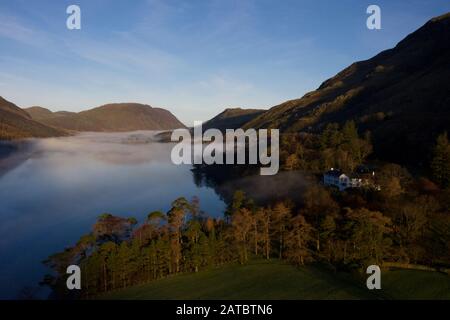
[217, 171, 314, 205]
[1, 131, 175, 170]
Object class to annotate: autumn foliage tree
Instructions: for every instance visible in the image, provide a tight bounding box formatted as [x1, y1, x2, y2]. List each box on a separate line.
[284, 215, 313, 265]
[431, 132, 450, 188]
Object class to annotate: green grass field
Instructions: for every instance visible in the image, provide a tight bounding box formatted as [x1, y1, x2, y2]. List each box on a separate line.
[381, 269, 450, 300]
[101, 259, 450, 300]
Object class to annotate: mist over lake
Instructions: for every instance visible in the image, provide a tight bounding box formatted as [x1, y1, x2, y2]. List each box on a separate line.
[0, 132, 225, 299]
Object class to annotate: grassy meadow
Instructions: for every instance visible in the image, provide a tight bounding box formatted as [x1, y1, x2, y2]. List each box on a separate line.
[100, 259, 450, 300]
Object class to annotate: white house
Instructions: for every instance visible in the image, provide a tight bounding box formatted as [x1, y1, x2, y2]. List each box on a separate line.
[323, 168, 367, 191]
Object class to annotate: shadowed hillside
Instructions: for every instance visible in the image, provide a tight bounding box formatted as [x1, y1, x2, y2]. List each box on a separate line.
[26, 103, 186, 132]
[203, 107, 265, 131]
[101, 260, 376, 300]
[244, 13, 450, 167]
[0, 97, 66, 140]
[101, 259, 450, 300]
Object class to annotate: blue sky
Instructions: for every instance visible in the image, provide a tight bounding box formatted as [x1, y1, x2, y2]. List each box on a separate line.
[0, 0, 449, 125]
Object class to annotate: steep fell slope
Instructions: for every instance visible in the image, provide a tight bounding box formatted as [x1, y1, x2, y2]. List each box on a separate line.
[203, 108, 266, 131]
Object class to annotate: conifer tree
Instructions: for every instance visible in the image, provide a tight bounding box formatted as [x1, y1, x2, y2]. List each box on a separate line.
[431, 132, 450, 187]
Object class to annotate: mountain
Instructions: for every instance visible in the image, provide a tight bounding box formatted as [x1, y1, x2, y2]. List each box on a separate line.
[26, 103, 186, 132]
[0, 97, 66, 140]
[203, 108, 265, 131]
[25, 106, 76, 121]
[24, 106, 53, 120]
[244, 13, 450, 166]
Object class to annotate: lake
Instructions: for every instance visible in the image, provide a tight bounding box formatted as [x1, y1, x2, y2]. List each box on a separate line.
[0, 132, 226, 299]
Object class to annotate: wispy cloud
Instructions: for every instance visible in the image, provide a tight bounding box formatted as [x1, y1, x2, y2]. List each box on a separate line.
[0, 13, 54, 48]
[64, 36, 183, 74]
[0, 14, 37, 45]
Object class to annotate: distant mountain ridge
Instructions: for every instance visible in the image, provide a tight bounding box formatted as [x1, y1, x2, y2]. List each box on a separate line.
[25, 103, 185, 132]
[0, 97, 66, 140]
[243, 12, 450, 165]
[25, 106, 76, 121]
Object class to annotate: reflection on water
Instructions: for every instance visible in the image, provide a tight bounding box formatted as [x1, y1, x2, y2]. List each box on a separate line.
[0, 132, 226, 299]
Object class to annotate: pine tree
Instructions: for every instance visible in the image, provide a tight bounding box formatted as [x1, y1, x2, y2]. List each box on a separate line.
[344, 208, 392, 265]
[98, 242, 117, 291]
[302, 185, 338, 252]
[431, 132, 450, 187]
[117, 242, 132, 288]
[225, 190, 246, 219]
[270, 202, 292, 259]
[259, 207, 271, 259]
[320, 215, 337, 262]
[168, 198, 189, 273]
[342, 120, 358, 144]
[285, 215, 313, 265]
[231, 208, 253, 264]
[185, 220, 203, 272]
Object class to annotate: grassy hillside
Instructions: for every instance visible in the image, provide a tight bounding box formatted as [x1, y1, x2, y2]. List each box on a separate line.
[101, 260, 373, 300]
[381, 269, 450, 300]
[243, 13, 450, 167]
[100, 259, 450, 300]
[0, 97, 66, 140]
[27, 103, 186, 132]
